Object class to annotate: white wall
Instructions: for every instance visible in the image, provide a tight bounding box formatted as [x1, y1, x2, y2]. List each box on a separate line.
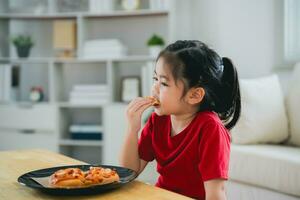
[172, 0, 287, 78]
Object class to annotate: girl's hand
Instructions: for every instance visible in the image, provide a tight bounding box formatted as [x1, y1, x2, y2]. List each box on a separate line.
[126, 97, 152, 133]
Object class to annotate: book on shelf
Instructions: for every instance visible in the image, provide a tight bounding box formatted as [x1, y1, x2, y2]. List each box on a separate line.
[73, 84, 108, 92]
[69, 99, 109, 105]
[69, 84, 110, 105]
[70, 124, 103, 133]
[70, 124, 103, 140]
[70, 92, 110, 99]
[0, 64, 11, 102]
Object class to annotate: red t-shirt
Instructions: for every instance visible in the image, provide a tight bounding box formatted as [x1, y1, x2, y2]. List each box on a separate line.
[138, 111, 231, 199]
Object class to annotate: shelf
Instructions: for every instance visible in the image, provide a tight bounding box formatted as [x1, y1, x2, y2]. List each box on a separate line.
[83, 9, 169, 18]
[0, 102, 51, 107]
[0, 55, 156, 64]
[0, 13, 77, 20]
[57, 102, 106, 108]
[53, 55, 156, 63]
[110, 55, 156, 62]
[59, 139, 103, 147]
[0, 57, 51, 64]
[0, 0, 169, 164]
[0, 10, 168, 20]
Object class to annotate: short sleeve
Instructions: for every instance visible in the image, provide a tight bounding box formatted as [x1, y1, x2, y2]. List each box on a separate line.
[198, 122, 231, 182]
[138, 113, 155, 162]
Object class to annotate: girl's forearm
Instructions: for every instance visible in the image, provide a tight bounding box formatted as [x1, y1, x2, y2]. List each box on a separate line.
[206, 191, 227, 200]
[119, 128, 141, 172]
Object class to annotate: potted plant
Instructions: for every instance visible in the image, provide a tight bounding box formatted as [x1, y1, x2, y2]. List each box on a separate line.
[147, 34, 165, 57]
[12, 35, 34, 58]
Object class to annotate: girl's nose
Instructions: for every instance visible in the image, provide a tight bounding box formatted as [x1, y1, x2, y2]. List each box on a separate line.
[151, 82, 159, 96]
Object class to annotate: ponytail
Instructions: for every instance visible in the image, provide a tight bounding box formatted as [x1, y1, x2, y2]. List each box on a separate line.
[217, 57, 241, 129]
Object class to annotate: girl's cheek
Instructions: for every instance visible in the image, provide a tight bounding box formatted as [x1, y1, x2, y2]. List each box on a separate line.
[159, 95, 165, 105]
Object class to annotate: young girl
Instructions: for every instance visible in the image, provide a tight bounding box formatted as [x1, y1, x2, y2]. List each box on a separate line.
[120, 40, 241, 200]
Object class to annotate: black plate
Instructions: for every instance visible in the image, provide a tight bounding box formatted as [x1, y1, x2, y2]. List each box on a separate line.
[17, 164, 138, 195]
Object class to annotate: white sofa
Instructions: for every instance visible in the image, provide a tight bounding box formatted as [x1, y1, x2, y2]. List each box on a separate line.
[227, 65, 300, 200]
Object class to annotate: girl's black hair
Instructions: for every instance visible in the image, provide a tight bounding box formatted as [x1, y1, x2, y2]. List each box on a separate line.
[158, 40, 241, 130]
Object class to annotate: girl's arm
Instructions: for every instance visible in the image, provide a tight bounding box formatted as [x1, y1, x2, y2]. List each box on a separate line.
[119, 97, 152, 173]
[204, 179, 227, 200]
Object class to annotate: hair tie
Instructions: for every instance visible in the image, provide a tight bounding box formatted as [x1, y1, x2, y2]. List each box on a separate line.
[219, 65, 224, 73]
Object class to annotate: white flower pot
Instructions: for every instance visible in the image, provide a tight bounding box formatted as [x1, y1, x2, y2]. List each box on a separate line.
[149, 46, 163, 57]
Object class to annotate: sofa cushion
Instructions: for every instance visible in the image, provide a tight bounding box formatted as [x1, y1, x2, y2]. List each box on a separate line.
[229, 144, 300, 197]
[287, 63, 300, 146]
[231, 74, 289, 144]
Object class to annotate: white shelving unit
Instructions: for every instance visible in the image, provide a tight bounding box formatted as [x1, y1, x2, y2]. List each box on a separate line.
[0, 0, 170, 164]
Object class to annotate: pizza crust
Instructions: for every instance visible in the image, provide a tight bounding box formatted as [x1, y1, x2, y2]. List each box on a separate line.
[145, 96, 160, 106]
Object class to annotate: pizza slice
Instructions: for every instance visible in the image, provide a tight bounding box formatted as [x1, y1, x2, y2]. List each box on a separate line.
[145, 96, 160, 106]
[49, 168, 85, 188]
[85, 167, 120, 186]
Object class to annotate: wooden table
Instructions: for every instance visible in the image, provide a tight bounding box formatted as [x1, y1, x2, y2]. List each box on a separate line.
[0, 149, 192, 200]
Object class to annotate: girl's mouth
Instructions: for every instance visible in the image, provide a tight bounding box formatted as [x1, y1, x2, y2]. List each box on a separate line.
[147, 96, 160, 106]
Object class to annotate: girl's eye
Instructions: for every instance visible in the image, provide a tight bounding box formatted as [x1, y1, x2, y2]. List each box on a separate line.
[152, 77, 158, 81]
[152, 77, 168, 86]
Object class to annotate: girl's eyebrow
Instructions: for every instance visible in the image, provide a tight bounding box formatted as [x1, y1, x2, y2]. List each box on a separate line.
[154, 70, 170, 81]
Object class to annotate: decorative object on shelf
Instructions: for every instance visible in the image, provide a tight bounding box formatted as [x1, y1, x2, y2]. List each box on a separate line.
[12, 35, 34, 58]
[53, 20, 77, 58]
[121, 0, 140, 11]
[33, 2, 47, 14]
[82, 39, 127, 59]
[56, 0, 88, 13]
[147, 34, 165, 57]
[149, 0, 170, 10]
[121, 76, 141, 102]
[89, 0, 113, 13]
[11, 66, 20, 102]
[29, 86, 44, 102]
[69, 84, 109, 105]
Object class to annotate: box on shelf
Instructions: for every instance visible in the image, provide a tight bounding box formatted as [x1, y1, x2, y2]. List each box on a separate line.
[69, 124, 103, 140]
[53, 20, 77, 58]
[82, 39, 127, 59]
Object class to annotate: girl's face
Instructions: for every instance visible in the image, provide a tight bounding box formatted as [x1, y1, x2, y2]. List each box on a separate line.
[151, 57, 190, 116]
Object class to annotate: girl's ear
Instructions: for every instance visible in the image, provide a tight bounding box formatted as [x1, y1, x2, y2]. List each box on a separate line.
[186, 87, 205, 105]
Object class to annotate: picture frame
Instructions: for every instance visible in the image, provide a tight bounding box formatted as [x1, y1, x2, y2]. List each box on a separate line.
[121, 76, 141, 102]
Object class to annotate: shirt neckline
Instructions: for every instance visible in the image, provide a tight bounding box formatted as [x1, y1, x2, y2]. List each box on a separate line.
[168, 114, 198, 139]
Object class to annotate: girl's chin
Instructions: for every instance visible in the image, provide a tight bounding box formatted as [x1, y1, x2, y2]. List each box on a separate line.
[154, 107, 165, 116]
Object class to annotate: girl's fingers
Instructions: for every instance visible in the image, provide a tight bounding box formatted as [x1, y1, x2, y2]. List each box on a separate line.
[138, 102, 153, 113]
[130, 103, 152, 120]
[126, 98, 150, 119]
[128, 97, 151, 111]
[131, 100, 152, 113]
[127, 97, 141, 108]
[134, 102, 151, 113]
